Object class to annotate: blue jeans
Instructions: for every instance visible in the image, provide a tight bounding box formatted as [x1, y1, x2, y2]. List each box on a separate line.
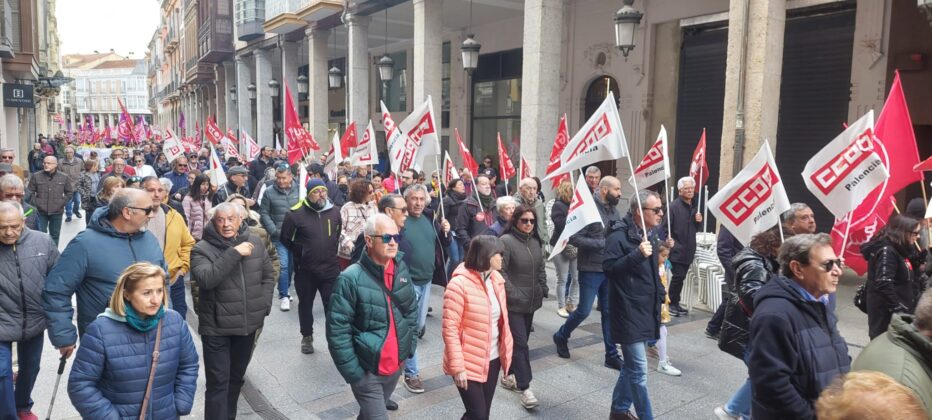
[446, 239, 463, 280]
[36, 212, 62, 245]
[0, 334, 44, 416]
[274, 241, 293, 299]
[612, 342, 653, 419]
[65, 191, 81, 217]
[555, 271, 617, 359]
[170, 276, 188, 320]
[725, 379, 752, 418]
[404, 282, 431, 377]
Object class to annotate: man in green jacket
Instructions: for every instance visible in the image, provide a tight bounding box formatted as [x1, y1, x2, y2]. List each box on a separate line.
[853, 288, 932, 415]
[327, 213, 418, 419]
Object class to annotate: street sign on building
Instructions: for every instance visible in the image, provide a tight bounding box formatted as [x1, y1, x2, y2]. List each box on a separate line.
[3, 84, 34, 107]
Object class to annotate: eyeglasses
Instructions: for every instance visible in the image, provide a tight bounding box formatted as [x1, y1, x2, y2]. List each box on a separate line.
[388, 206, 408, 213]
[176, 164, 188, 168]
[642, 207, 664, 214]
[0, 155, 13, 160]
[128, 206, 154, 215]
[518, 218, 536, 225]
[370, 233, 402, 244]
[818, 259, 843, 272]
[911, 230, 922, 236]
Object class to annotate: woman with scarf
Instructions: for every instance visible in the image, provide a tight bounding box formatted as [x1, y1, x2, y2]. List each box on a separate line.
[68, 263, 199, 419]
[444, 178, 468, 275]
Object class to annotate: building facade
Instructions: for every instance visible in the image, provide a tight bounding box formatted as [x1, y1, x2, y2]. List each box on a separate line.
[62, 54, 151, 130]
[148, 0, 932, 231]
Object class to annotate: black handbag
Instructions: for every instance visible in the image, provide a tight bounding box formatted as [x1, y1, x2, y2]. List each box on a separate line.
[853, 283, 868, 314]
[718, 292, 753, 360]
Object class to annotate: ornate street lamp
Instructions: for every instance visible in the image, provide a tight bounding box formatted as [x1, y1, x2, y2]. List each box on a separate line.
[297, 74, 308, 98]
[328, 65, 343, 89]
[268, 79, 280, 98]
[247, 83, 257, 101]
[461, 35, 481, 74]
[614, 0, 643, 59]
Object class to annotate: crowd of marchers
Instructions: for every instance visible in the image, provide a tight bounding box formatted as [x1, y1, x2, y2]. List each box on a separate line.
[0, 134, 930, 419]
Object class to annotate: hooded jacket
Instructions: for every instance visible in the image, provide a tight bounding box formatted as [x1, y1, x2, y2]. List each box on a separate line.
[280, 198, 341, 278]
[602, 214, 663, 344]
[0, 229, 59, 342]
[43, 209, 166, 347]
[191, 222, 275, 336]
[68, 309, 199, 420]
[852, 314, 932, 415]
[861, 237, 922, 339]
[570, 195, 620, 272]
[748, 275, 850, 420]
[259, 181, 299, 241]
[500, 229, 548, 314]
[327, 251, 418, 384]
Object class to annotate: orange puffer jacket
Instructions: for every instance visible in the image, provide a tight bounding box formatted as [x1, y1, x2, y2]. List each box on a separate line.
[442, 264, 514, 383]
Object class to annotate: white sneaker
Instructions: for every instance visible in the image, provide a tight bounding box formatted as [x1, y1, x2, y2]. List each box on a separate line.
[280, 297, 291, 311]
[520, 388, 539, 409]
[713, 406, 739, 420]
[556, 307, 569, 318]
[657, 360, 681, 376]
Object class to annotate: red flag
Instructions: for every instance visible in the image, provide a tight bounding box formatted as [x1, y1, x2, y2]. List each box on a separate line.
[914, 156, 932, 173]
[831, 71, 922, 275]
[204, 118, 225, 146]
[340, 121, 358, 158]
[690, 128, 710, 189]
[455, 128, 479, 177]
[285, 85, 319, 164]
[521, 155, 533, 180]
[546, 114, 571, 188]
[195, 121, 202, 148]
[116, 98, 137, 144]
[497, 133, 516, 180]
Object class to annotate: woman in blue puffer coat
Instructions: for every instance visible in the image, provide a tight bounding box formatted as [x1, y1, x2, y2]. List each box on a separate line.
[68, 263, 199, 419]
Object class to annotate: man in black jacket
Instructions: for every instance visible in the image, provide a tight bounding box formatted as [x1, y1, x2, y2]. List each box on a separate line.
[666, 177, 702, 316]
[553, 176, 623, 370]
[749, 233, 849, 420]
[454, 174, 495, 250]
[280, 178, 342, 354]
[603, 190, 667, 420]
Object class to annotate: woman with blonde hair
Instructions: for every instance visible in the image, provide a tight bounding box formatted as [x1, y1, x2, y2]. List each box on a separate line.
[443, 235, 514, 420]
[549, 179, 579, 317]
[68, 263, 199, 419]
[816, 371, 927, 420]
[91, 176, 125, 215]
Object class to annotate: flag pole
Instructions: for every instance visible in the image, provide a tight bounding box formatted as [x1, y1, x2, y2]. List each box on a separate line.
[697, 160, 705, 233]
[665, 182, 672, 234]
[624, 152, 649, 240]
[435, 154, 446, 221]
[703, 185, 709, 233]
[840, 211, 853, 254]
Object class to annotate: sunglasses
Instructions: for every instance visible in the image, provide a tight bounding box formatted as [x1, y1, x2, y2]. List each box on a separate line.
[818, 259, 843, 272]
[642, 207, 664, 214]
[128, 206, 154, 215]
[370, 233, 402, 244]
[518, 218, 536, 225]
[176, 164, 188, 168]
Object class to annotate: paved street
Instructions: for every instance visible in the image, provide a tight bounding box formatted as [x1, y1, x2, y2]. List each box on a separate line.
[28, 217, 869, 419]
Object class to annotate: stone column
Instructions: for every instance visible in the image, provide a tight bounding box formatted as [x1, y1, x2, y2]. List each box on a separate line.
[193, 88, 202, 135]
[345, 13, 370, 131]
[519, 0, 564, 184]
[413, 0, 442, 114]
[282, 41, 300, 109]
[224, 61, 237, 132]
[236, 56, 254, 139]
[255, 48, 274, 148]
[718, 0, 785, 187]
[307, 27, 330, 145]
[215, 65, 226, 129]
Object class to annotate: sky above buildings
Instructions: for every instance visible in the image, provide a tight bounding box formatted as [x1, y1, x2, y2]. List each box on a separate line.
[57, 0, 160, 57]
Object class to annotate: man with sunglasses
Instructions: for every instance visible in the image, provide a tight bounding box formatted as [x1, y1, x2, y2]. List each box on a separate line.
[164, 156, 191, 199]
[0, 148, 27, 182]
[553, 176, 624, 371]
[280, 178, 342, 354]
[328, 214, 417, 418]
[0, 174, 38, 230]
[665, 177, 703, 317]
[748, 233, 849, 419]
[43, 188, 166, 360]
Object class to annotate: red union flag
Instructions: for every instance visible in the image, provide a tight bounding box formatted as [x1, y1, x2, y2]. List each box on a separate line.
[831, 71, 921, 275]
[546, 115, 571, 188]
[802, 110, 889, 219]
[549, 176, 603, 259]
[341, 121, 358, 158]
[205, 118, 225, 146]
[690, 129, 710, 189]
[630, 125, 670, 188]
[162, 128, 185, 162]
[547, 93, 627, 179]
[285, 85, 319, 164]
[521, 154, 533, 180]
[497, 133, 517, 180]
[398, 96, 440, 171]
[443, 151, 460, 185]
[455, 128, 479, 177]
[349, 120, 379, 166]
[708, 142, 790, 246]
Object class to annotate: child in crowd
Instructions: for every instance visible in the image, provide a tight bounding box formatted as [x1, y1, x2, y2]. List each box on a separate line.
[656, 243, 681, 376]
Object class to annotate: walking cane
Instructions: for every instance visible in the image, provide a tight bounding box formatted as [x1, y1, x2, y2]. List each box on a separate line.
[45, 356, 67, 420]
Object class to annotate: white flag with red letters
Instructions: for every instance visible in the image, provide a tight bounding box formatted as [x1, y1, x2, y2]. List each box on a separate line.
[323, 130, 343, 180]
[708, 141, 791, 246]
[549, 176, 604, 259]
[397, 95, 440, 171]
[546, 92, 628, 179]
[162, 128, 185, 163]
[443, 151, 460, 185]
[629, 125, 670, 188]
[208, 144, 227, 187]
[802, 110, 889, 219]
[349, 120, 379, 166]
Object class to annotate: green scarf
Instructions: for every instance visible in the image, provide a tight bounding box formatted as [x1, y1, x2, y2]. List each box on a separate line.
[124, 304, 165, 332]
[478, 193, 494, 210]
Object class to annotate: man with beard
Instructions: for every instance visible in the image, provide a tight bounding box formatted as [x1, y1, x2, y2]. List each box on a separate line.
[280, 178, 342, 354]
[666, 177, 702, 316]
[454, 174, 496, 250]
[553, 176, 624, 370]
